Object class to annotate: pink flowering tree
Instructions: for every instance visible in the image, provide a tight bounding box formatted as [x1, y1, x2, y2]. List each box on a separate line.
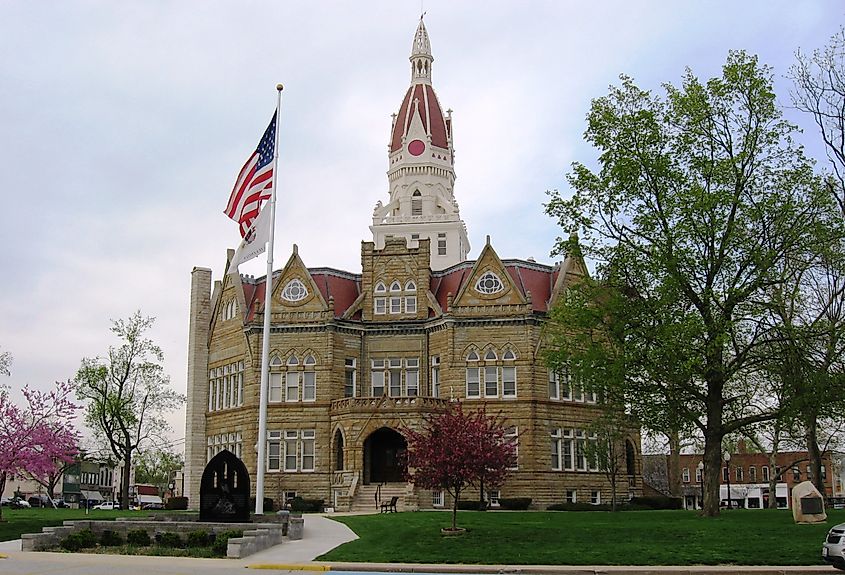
[0, 380, 79, 520]
[405, 403, 516, 532]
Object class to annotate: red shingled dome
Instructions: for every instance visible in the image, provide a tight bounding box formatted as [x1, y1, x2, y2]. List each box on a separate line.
[389, 83, 449, 153]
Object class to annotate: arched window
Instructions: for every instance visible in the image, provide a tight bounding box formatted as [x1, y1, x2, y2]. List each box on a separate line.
[465, 350, 480, 398]
[502, 350, 516, 397]
[375, 282, 387, 293]
[475, 271, 505, 295]
[287, 356, 299, 366]
[484, 349, 497, 361]
[303, 355, 316, 401]
[282, 278, 308, 302]
[503, 349, 516, 360]
[412, 190, 422, 216]
[626, 440, 636, 476]
[390, 281, 402, 292]
[269, 355, 282, 367]
[405, 280, 416, 291]
[466, 350, 479, 361]
[334, 429, 345, 471]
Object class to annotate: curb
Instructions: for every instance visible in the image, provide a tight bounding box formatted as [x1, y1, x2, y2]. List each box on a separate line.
[247, 565, 331, 571]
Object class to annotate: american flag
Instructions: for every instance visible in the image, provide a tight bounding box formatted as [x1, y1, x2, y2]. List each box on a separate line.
[224, 113, 277, 237]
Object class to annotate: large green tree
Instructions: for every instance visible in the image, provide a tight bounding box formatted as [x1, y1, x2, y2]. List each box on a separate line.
[75, 312, 184, 509]
[546, 51, 844, 516]
[135, 447, 184, 497]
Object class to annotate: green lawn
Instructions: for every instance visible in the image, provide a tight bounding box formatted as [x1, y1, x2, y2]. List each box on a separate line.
[0, 508, 142, 542]
[320, 509, 844, 566]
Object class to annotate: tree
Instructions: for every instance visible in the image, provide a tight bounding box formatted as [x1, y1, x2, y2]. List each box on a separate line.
[545, 51, 844, 516]
[135, 447, 184, 497]
[75, 312, 185, 510]
[791, 27, 845, 213]
[584, 411, 633, 512]
[0, 347, 10, 377]
[405, 403, 516, 531]
[0, 380, 79, 520]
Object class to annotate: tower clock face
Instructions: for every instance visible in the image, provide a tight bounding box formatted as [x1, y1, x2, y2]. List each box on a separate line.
[408, 139, 425, 156]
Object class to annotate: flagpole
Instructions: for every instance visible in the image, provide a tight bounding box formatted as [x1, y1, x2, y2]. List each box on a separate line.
[255, 84, 283, 516]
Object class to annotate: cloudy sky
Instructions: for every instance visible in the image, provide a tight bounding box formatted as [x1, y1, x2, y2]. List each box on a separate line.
[0, 1, 841, 448]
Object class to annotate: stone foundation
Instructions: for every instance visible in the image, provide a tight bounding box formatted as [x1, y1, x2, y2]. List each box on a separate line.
[20, 518, 289, 559]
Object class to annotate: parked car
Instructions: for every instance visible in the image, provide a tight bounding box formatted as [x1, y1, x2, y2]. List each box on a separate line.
[7, 497, 31, 508]
[141, 503, 164, 510]
[28, 495, 52, 508]
[823, 522, 845, 571]
[92, 501, 116, 510]
[0, 497, 11, 506]
[54, 498, 68, 508]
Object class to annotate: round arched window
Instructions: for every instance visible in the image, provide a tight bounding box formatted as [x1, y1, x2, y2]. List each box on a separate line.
[282, 279, 308, 302]
[475, 271, 504, 295]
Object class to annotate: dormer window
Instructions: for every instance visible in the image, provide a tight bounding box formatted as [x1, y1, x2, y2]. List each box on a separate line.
[475, 272, 504, 295]
[282, 279, 308, 302]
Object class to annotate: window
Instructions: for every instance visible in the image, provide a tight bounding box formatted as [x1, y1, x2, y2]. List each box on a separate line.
[548, 369, 560, 399]
[374, 282, 386, 315]
[344, 358, 356, 397]
[487, 490, 500, 507]
[405, 296, 417, 313]
[565, 490, 576, 503]
[682, 467, 690, 483]
[749, 466, 756, 482]
[432, 490, 444, 507]
[562, 429, 574, 470]
[762, 465, 770, 482]
[269, 372, 283, 402]
[405, 280, 416, 291]
[505, 426, 518, 470]
[209, 361, 244, 411]
[502, 351, 516, 397]
[285, 371, 299, 402]
[411, 190, 422, 215]
[406, 358, 419, 396]
[390, 297, 402, 314]
[549, 366, 574, 400]
[389, 358, 402, 396]
[390, 281, 402, 292]
[735, 467, 743, 482]
[281, 279, 308, 302]
[484, 365, 498, 397]
[807, 465, 813, 480]
[551, 429, 562, 470]
[301, 430, 315, 471]
[793, 467, 801, 482]
[284, 431, 298, 471]
[723, 467, 729, 482]
[591, 490, 601, 505]
[466, 351, 480, 398]
[822, 465, 827, 480]
[300, 355, 316, 398]
[438, 232, 446, 256]
[431, 356, 440, 398]
[475, 271, 504, 295]
[267, 431, 282, 471]
[575, 430, 587, 471]
[371, 359, 385, 396]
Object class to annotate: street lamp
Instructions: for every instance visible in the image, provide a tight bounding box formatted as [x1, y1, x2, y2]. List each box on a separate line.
[697, 461, 704, 509]
[724, 451, 732, 510]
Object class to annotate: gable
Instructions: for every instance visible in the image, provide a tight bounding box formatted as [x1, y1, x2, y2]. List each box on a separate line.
[265, 245, 329, 314]
[452, 238, 527, 309]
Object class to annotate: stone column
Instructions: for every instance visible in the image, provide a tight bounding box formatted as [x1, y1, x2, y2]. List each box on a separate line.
[184, 267, 212, 507]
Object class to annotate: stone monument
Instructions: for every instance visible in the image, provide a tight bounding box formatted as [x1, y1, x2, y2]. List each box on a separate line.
[199, 449, 250, 522]
[791, 480, 827, 524]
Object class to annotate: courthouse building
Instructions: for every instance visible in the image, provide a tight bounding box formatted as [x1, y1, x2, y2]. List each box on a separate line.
[183, 19, 643, 511]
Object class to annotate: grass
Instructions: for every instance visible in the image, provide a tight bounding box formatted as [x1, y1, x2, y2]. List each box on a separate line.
[319, 508, 844, 566]
[0, 508, 145, 542]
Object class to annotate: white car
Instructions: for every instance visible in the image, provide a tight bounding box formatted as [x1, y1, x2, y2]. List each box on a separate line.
[92, 501, 116, 510]
[823, 522, 845, 571]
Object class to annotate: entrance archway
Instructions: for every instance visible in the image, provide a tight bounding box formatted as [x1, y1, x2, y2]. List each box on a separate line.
[363, 427, 407, 484]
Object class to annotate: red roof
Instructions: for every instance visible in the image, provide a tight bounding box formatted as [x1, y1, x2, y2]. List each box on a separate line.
[241, 260, 556, 322]
[390, 83, 449, 153]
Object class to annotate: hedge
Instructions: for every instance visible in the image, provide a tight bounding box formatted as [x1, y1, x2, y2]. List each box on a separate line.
[211, 529, 243, 556]
[289, 497, 324, 513]
[498, 497, 532, 510]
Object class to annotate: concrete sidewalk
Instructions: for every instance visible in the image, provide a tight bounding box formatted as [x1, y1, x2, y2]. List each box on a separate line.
[0, 514, 835, 575]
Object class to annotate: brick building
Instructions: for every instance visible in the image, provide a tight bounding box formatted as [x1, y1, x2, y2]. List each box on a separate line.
[183, 18, 643, 511]
[676, 449, 845, 510]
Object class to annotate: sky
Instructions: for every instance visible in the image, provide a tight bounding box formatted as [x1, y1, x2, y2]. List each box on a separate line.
[0, 1, 842, 451]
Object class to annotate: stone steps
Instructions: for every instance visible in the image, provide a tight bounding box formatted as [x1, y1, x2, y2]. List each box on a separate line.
[350, 483, 406, 512]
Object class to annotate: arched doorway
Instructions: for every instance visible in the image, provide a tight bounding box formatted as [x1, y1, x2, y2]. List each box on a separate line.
[363, 427, 407, 484]
[334, 429, 344, 471]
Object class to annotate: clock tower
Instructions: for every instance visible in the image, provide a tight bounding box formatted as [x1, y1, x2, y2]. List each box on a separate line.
[370, 17, 470, 270]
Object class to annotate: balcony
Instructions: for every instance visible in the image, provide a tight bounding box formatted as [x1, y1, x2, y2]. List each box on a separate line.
[330, 395, 451, 416]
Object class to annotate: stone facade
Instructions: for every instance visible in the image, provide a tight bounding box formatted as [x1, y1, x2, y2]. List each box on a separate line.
[183, 18, 643, 511]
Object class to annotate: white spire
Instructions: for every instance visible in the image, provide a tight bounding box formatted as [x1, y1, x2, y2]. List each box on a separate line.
[410, 17, 433, 84]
